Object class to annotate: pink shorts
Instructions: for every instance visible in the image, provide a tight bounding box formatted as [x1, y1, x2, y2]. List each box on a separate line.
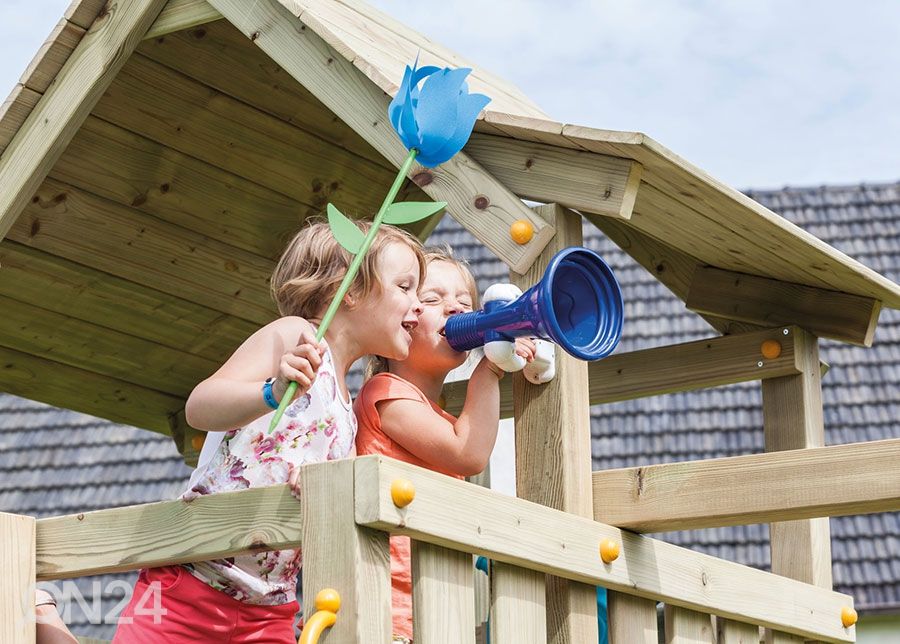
[111, 566, 299, 643]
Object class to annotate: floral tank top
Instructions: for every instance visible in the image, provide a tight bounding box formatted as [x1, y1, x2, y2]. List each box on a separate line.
[180, 345, 356, 605]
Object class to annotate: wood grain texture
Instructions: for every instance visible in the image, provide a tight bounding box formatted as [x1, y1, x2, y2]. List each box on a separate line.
[465, 132, 642, 218]
[592, 439, 900, 532]
[442, 326, 802, 418]
[8, 177, 277, 323]
[208, 0, 556, 274]
[717, 618, 762, 644]
[145, 0, 222, 39]
[608, 592, 658, 644]
[36, 485, 302, 580]
[354, 456, 853, 643]
[0, 344, 183, 436]
[305, 459, 391, 642]
[0, 0, 170, 241]
[490, 562, 546, 643]
[762, 328, 836, 643]
[0, 512, 36, 644]
[412, 541, 476, 644]
[0, 84, 41, 156]
[688, 266, 881, 346]
[664, 605, 715, 644]
[510, 204, 598, 644]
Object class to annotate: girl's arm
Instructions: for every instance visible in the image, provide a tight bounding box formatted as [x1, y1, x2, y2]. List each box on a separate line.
[185, 317, 324, 431]
[375, 358, 505, 477]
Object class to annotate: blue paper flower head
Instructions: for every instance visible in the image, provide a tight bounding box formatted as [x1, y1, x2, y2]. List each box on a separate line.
[388, 60, 491, 168]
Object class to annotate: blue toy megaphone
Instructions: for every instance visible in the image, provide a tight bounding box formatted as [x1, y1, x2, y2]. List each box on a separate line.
[444, 247, 623, 361]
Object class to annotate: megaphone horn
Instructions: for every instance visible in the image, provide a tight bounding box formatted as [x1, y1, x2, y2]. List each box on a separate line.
[444, 247, 623, 361]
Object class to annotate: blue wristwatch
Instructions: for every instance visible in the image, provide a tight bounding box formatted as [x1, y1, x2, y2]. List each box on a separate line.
[262, 377, 279, 409]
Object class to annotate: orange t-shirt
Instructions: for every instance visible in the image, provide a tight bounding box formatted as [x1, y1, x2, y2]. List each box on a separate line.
[354, 373, 463, 640]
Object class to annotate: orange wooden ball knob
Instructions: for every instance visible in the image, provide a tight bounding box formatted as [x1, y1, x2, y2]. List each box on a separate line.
[391, 478, 416, 508]
[760, 339, 782, 360]
[510, 219, 534, 245]
[841, 606, 857, 628]
[191, 434, 205, 451]
[315, 588, 341, 613]
[599, 538, 620, 564]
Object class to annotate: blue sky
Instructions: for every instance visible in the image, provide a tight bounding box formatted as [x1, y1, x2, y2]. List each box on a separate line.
[3, 0, 899, 190]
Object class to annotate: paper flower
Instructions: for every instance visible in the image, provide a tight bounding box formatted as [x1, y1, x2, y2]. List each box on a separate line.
[389, 61, 491, 167]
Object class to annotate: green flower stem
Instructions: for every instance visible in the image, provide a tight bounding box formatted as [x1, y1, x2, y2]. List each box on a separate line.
[268, 148, 419, 432]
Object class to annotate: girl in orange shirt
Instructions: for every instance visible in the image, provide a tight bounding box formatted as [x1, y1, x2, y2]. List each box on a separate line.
[354, 247, 535, 643]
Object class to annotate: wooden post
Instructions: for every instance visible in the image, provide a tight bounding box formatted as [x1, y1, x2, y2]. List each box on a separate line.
[411, 541, 476, 643]
[716, 618, 761, 644]
[1, 512, 36, 644]
[664, 605, 715, 643]
[762, 327, 833, 643]
[607, 593, 658, 644]
[300, 460, 391, 643]
[490, 563, 546, 643]
[510, 203, 599, 643]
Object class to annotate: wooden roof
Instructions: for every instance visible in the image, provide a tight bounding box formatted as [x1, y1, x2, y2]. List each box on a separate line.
[0, 0, 898, 449]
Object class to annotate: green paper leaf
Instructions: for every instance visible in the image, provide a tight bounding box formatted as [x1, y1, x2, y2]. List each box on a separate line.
[383, 201, 447, 225]
[327, 203, 365, 255]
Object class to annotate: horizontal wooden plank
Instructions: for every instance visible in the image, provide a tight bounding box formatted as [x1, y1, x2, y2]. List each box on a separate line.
[51, 115, 307, 259]
[209, 0, 556, 275]
[35, 485, 301, 580]
[92, 52, 392, 221]
[0, 344, 180, 435]
[145, 0, 223, 39]
[0, 85, 42, 157]
[441, 326, 802, 418]
[0, 291, 219, 395]
[592, 439, 900, 532]
[687, 267, 882, 346]
[465, 133, 641, 218]
[7, 177, 277, 323]
[0, 241, 254, 362]
[0, 0, 169, 242]
[354, 456, 854, 643]
[137, 19, 394, 172]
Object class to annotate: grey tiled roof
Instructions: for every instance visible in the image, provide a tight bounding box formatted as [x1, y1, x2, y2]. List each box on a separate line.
[1, 181, 898, 638]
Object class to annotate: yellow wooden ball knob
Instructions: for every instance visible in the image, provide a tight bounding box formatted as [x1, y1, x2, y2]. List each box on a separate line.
[510, 219, 534, 245]
[315, 588, 341, 613]
[841, 606, 857, 628]
[760, 339, 782, 360]
[190, 434, 205, 451]
[391, 478, 416, 508]
[599, 538, 620, 564]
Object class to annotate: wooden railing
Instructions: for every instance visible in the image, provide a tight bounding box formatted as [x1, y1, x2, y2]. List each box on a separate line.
[1, 455, 862, 643]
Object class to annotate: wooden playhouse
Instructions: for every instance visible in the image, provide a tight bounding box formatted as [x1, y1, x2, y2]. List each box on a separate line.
[1, 0, 899, 642]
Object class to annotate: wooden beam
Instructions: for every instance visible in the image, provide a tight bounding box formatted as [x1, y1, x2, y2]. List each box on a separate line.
[592, 439, 900, 532]
[144, 0, 222, 39]
[762, 329, 834, 595]
[302, 460, 391, 642]
[442, 326, 804, 418]
[35, 484, 302, 580]
[511, 204, 598, 643]
[0, 512, 36, 644]
[0, 84, 42, 156]
[412, 541, 476, 643]
[0, 344, 182, 436]
[465, 132, 642, 219]
[207, 0, 556, 274]
[0, 0, 170, 242]
[687, 266, 881, 347]
[353, 456, 854, 643]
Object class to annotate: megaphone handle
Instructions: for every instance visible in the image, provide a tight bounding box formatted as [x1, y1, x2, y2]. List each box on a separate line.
[523, 339, 556, 384]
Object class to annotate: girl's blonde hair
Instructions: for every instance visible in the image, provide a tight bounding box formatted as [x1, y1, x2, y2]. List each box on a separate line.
[271, 219, 425, 319]
[366, 245, 479, 378]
